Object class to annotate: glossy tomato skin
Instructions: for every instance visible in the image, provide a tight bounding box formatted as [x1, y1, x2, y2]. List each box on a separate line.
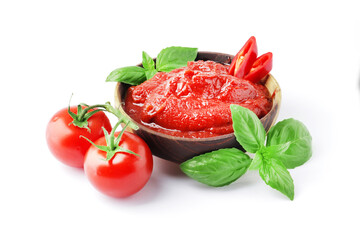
[84, 131, 153, 198]
[46, 106, 112, 168]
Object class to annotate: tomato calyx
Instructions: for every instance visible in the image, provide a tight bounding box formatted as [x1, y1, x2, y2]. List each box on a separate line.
[68, 103, 104, 132]
[67, 95, 139, 131]
[81, 120, 139, 161]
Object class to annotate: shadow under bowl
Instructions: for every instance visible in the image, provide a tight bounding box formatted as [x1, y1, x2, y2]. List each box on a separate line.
[114, 51, 281, 163]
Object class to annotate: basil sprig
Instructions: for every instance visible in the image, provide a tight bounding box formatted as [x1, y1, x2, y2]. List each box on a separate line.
[106, 46, 198, 85]
[180, 105, 312, 200]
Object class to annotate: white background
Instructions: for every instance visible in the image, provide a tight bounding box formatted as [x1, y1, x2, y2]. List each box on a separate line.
[1, 0, 359, 239]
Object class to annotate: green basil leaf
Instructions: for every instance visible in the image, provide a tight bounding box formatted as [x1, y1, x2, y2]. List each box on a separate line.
[249, 145, 290, 170]
[266, 118, 312, 169]
[248, 151, 263, 170]
[142, 51, 155, 70]
[106, 66, 146, 85]
[145, 69, 158, 80]
[180, 148, 251, 187]
[230, 104, 266, 153]
[156, 46, 198, 72]
[259, 155, 295, 200]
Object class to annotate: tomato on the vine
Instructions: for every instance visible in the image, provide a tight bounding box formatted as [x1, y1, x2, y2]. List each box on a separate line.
[83, 122, 153, 198]
[46, 105, 112, 168]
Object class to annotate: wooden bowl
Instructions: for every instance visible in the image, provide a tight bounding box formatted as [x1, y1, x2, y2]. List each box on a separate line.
[114, 51, 281, 163]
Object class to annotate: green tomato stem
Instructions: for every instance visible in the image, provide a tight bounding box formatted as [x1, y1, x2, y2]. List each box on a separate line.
[109, 121, 122, 150]
[68, 95, 138, 131]
[81, 119, 138, 161]
[77, 104, 108, 121]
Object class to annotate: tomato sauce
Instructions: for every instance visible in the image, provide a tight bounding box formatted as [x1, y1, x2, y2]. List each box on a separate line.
[124, 61, 272, 138]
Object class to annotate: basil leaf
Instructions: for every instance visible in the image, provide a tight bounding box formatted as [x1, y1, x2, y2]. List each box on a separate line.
[156, 46, 198, 72]
[230, 104, 266, 153]
[266, 118, 312, 169]
[259, 155, 295, 200]
[106, 66, 146, 85]
[249, 145, 288, 170]
[142, 51, 155, 70]
[180, 148, 251, 187]
[145, 69, 158, 80]
[248, 151, 263, 170]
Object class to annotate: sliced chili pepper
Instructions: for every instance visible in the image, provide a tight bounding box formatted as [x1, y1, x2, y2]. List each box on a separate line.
[228, 36, 258, 79]
[244, 52, 273, 83]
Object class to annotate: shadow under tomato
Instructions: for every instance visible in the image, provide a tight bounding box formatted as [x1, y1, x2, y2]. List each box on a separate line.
[118, 157, 185, 203]
[95, 173, 162, 205]
[92, 157, 187, 205]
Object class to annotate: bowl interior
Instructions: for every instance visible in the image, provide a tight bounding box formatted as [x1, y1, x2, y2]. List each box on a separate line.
[114, 51, 281, 162]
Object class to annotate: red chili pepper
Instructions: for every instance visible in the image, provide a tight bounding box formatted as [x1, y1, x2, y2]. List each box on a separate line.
[228, 36, 258, 79]
[244, 52, 273, 83]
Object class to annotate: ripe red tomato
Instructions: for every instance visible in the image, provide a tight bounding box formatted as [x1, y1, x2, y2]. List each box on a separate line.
[46, 106, 112, 168]
[84, 131, 153, 198]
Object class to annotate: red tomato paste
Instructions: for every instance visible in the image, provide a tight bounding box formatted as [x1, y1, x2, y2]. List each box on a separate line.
[124, 61, 272, 138]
